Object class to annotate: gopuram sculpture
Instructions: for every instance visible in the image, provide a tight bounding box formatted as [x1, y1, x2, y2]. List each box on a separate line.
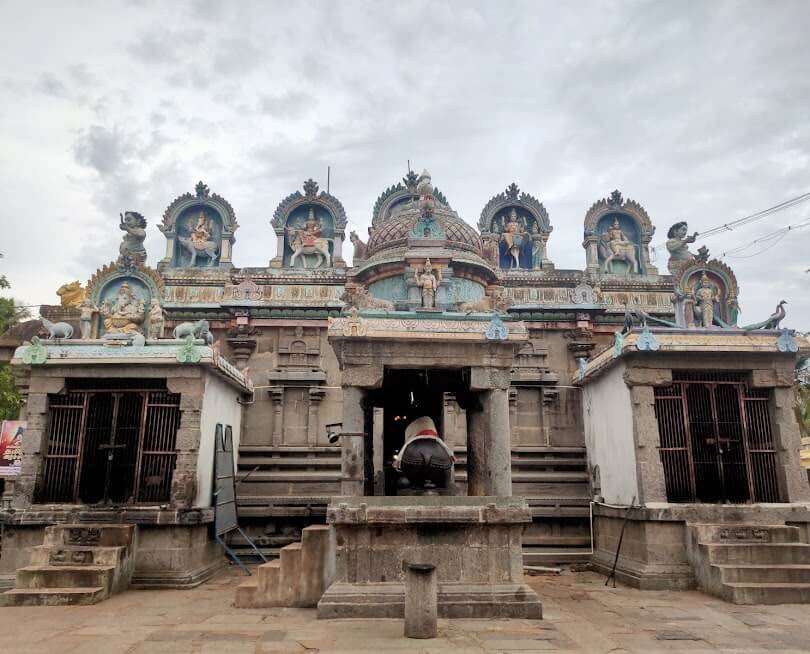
[56, 281, 86, 307]
[415, 258, 441, 308]
[148, 299, 166, 339]
[177, 209, 219, 267]
[694, 272, 720, 328]
[349, 231, 367, 263]
[501, 208, 528, 270]
[393, 416, 455, 493]
[666, 221, 699, 273]
[78, 298, 98, 339]
[101, 281, 146, 335]
[118, 211, 148, 268]
[599, 217, 639, 274]
[286, 208, 332, 268]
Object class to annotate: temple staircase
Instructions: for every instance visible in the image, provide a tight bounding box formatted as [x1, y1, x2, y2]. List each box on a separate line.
[235, 524, 334, 608]
[687, 523, 810, 604]
[2, 524, 137, 607]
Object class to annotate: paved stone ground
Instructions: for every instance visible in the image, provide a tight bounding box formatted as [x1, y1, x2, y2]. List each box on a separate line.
[1, 568, 809, 653]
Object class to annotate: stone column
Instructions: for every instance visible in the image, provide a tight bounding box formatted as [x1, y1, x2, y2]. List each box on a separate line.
[307, 386, 326, 446]
[268, 387, 284, 446]
[483, 388, 512, 496]
[167, 376, 205, 509]
[404, 563, 438, 639]
[770, 386, 810, 502]
[466, 401, 487, 496]
[340, 386, 366, 496]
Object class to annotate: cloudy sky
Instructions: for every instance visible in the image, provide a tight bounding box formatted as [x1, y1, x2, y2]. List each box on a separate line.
[1, 0, 808, 328]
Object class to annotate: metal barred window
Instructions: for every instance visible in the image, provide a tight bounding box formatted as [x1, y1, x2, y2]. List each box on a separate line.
[653, 372, 781, 503]
[36, 384, 180, 505]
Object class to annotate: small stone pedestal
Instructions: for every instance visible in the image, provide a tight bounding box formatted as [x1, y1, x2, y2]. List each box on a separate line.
[317, 496, 542, 619]
[405, 563, 437, 639]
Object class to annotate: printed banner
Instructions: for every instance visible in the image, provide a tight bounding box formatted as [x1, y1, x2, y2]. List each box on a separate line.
[0, 420, 24, 476]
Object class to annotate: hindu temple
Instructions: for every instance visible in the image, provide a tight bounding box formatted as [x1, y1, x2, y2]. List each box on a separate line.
[1, 170, 808, 611]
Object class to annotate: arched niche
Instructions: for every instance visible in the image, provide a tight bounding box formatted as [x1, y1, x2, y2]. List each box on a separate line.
[158, 181, 238, 270]
[270, 179, 348, 270]
[478, 183, 554, 272]
[583, 190, 657, 276]
[85, 262, 164, 337]
[673, 258, 740, 328]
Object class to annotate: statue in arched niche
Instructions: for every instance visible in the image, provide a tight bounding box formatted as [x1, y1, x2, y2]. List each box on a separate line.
[177, 209, 220, 267]
[599, 217, 639, 274]
[101, 281, 146, 335]
[286, 207, 333, 268]
[693, 272, 720, 328]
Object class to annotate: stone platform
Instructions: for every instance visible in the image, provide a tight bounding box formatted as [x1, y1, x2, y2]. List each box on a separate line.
[317, 496, 542, 619]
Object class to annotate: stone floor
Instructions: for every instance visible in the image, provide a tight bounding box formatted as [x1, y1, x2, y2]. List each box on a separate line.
[1, 567, 810, 653]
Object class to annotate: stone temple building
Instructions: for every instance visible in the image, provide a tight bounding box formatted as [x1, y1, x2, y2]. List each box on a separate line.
[1, 171, 809, 608]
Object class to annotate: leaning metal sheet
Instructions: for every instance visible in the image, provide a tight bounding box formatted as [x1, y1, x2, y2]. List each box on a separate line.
[214, 424, 238, 536]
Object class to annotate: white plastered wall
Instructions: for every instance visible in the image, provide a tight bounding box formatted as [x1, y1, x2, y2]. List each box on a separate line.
[582, 361, 640, 505]
[195, 373, 243, 508]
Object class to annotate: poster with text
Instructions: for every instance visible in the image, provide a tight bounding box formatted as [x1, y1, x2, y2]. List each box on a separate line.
[0, 421, 24, 476]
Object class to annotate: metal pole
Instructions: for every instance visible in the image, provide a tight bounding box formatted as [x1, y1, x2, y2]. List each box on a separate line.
[605, 496, 636, 587]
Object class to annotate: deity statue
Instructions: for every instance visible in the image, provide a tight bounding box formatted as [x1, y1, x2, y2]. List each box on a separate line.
[286, 207, 332, 268]
[694, 272, 720, 328]
[118, 211, 147, 267]
[416, 169, 435, 217]
[482, 233, 499, 267]
[56, 281, 87, 307]
[666, 221, 699, 274]
[177, 209, 219, 267]
[500, 208, 527, 269]
[415, 258, 442, 309]
[148, 298, 166, 339]
[78, 298, 98, 340]
[100, 282, 146, 334]
[599, 217, 640, 274]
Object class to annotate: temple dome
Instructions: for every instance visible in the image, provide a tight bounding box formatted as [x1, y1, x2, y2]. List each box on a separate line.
[366, 187, 483, 259]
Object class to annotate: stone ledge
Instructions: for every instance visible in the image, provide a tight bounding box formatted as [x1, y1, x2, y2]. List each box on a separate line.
[0, 507, 215, 526]
[326, 496, 532, 525]
[317, 581, 542, 619]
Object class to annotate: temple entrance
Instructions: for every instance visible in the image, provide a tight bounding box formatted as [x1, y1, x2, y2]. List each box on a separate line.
[366, 367, 473, 495]
[654, 372, 782, 503]
[36, 380, 181, 505]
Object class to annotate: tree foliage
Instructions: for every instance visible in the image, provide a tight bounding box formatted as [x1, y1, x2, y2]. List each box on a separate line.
[0, 272, 29, 420]
[796, 356, 810, 441]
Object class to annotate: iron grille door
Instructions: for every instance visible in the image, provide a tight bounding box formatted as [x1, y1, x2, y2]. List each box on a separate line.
[653, 384, 695, 501]
[743, 388, 782, 502]
[36, 392, 88, 503]
[136, 391, 181, 503]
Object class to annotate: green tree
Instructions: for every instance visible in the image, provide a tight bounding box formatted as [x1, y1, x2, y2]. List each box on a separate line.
[796, 355, 810, 440]
[0, 270, 30, 420]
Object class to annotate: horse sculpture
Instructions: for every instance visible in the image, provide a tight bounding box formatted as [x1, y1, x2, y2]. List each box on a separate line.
[40, 317, 74, 339]
[173, 319, 214, 344]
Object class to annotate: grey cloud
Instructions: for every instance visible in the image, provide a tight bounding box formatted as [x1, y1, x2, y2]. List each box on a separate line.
[127, 29, 205, 65]
[36, 73, 68, 98]
[257, 91, 319, 118]
[73, 126, 132, 175]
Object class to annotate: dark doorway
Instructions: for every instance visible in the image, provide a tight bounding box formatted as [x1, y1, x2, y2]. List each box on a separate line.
[654, 372, 781, 503]
[366, 368, 473, 495]
[37, 380, 181, 505]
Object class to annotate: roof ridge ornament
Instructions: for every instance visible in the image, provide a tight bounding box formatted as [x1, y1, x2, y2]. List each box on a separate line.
[195, 181, 210, 199]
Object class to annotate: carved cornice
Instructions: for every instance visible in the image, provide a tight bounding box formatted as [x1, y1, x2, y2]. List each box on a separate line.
[583, 190, 654, 239]
[271, 179, 348, 230]
[478, 183, 552, 234]
[159, 181, 238, 235]
[372, 181, 451, 226]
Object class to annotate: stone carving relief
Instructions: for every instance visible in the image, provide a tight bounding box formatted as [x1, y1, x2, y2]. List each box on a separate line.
[583, 190, 657, 276]
[277, 326, 322, 369]
[286, 207, 334, 268]
[673, 257, 739, 328]
[223, 275, 263, 302]
[415, 259, 442, 308]
[176, 208, 220, 267]
[340, 286, 394, 311]
[479, 183, 553, 271]
[349, 231, 368, 265]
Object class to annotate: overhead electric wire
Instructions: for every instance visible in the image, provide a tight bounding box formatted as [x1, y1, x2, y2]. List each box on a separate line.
[718, 218, 810, 259]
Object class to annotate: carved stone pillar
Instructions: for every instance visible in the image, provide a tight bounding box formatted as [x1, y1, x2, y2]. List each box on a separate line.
[508, 388, 518, 447]
[307, 386, 326, 445]
[341, 386, 366, 496]
[226, 337, 257, 370]
[268, 386, 284, 446]
[167, 377, 205, 509]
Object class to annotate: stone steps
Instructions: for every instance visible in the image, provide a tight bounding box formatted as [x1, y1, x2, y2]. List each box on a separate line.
[235, 524, 333, 609]
[687, 523, 810, 605]
[1, 524, 137, 607]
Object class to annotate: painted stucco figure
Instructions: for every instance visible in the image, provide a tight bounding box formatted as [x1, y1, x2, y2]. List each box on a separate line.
[101, 281, 146, 335]
[694, 272, 720, 328]
[599, 217, 639, 274]
[78, 298, 98, 339]
[56, 281, 86, 307]
[287, 208, 332, 268]
[177, 210, 219, 267]
[500, 208, 527, 270]
[666, 221, 699, 273]
[118, 211, 148, 267]
[393, 416, 455, 492]
[148, 299, 166, 339]
[415, 258, 441, 309]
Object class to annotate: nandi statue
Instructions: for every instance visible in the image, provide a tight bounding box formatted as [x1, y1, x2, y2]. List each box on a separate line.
[599, 218, 640, 275]
[177, 210, 219, 267]
[173, 319, 213, 344]
[40, 316, 74, 339]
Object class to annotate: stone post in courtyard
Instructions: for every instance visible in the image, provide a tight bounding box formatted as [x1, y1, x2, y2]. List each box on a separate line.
[467, 367, 513, 497]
